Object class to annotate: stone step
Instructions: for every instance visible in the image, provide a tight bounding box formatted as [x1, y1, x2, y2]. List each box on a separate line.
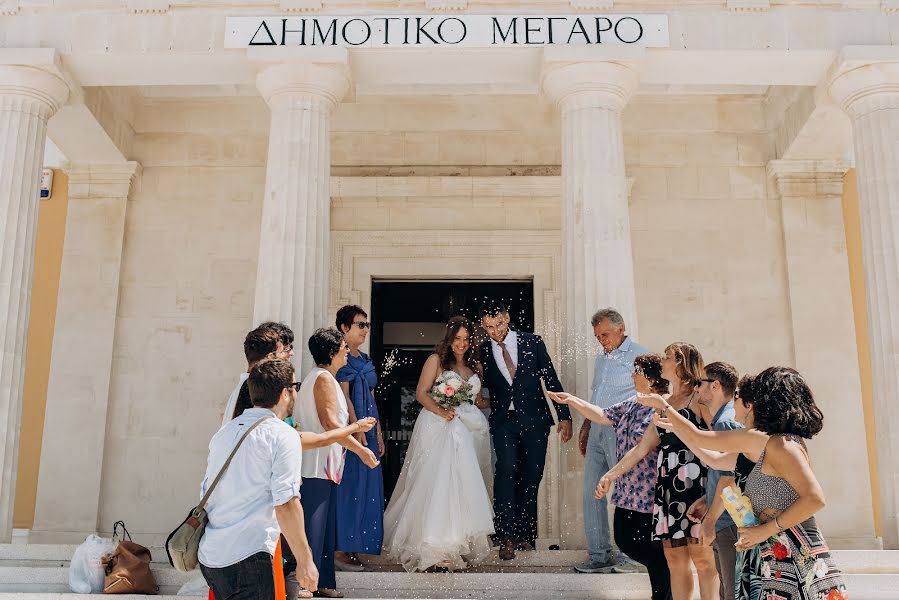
[2, 545, 898, 573]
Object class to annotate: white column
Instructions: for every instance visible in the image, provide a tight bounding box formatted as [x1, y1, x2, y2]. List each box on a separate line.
[30, 162, 139, 543]
[831, 60, 899, 548]
[542, 61, 639, 549]
[254, 62, 349, 374]
[542, 61, 639, 398]
[769, 159, 877, 548]
[0, 62, 69, 542]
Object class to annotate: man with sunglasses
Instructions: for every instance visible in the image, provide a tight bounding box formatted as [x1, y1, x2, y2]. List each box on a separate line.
[691, 361, 742, 600]
[221, 322, 295, 427]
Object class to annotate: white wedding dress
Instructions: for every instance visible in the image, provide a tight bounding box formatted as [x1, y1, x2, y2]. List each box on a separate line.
[383, 370, 495, 572]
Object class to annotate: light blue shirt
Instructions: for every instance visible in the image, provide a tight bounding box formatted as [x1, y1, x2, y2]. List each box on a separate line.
[706, 401, 743, 532]
[590, 337, 649, 413]
[199, 407, 303, 568]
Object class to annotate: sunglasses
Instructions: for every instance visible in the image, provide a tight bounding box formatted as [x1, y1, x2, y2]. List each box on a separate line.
[287, 381, 301, 392]
[697, 378, 716, 385]
[354, 321, 371, 330]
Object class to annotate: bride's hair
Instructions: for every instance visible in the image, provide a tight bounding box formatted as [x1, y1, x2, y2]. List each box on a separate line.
[436, 316, 480, 372]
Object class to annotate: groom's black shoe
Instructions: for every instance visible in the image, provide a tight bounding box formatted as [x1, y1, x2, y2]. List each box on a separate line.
[498, 539, 516, 561]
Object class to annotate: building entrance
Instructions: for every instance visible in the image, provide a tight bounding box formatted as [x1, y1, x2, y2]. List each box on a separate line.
[369, 279, 534, 502]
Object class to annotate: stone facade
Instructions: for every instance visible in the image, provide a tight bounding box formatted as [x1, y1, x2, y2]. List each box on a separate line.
[0, 0, 895, 551]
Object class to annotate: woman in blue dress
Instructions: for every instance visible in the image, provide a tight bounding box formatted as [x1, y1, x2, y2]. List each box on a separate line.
[334, 305, 385, 572]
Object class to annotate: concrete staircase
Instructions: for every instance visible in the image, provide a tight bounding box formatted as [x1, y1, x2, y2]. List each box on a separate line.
[1, 544, 897, 599]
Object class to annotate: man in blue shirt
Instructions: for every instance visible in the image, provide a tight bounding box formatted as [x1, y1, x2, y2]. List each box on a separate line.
[694, 362, 742, 600]
[575, 308, 648, 574]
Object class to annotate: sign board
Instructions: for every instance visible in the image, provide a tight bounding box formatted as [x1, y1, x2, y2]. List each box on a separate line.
[225, 15, 669, 49]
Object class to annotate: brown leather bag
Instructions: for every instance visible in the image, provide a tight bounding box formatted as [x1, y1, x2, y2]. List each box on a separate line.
[102, 522, 158, 595]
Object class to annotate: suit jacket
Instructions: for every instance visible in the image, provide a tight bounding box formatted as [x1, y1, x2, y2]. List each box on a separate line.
[480, 331, 571, 431]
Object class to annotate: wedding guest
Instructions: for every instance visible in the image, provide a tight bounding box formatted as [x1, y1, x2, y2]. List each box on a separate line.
[222, 325, 293, 426]
[334, 305, 384, 572]
[549, 352, 672, 600]
[293, 328, 379, 599]
[652, 367, 848, 600]
[575, 308, 647, 574]
[644, 374, 764, 600]
[595, 343, 718, 600]
[199, 359, 318, 600]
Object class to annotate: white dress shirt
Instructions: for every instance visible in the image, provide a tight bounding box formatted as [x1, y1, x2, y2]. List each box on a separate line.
[198, 407, 303, 568]
[220, 373, 249, 427]
[490, 329, 519, 410]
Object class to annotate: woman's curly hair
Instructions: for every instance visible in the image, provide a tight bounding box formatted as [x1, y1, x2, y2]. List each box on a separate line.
[436, 316, 480, 372]
[634, 352, 669, 395]
[752, 366, 824, 439]
[735, 373, 757, 406]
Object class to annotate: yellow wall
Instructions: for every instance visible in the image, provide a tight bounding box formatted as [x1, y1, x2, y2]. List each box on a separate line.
[841, 168, 882, 538]
[13, 169, 68, 529]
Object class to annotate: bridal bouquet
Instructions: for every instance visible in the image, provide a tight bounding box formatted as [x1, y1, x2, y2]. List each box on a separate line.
[429, 373, 476, 408]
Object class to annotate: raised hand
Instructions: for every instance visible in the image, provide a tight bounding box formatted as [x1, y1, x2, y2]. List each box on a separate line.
[595, 474, 613, 500]
[635, 392, 667, 410]
[547, 391, 575, 405]
[355, 417, 377, 433]
[653, 413, 674, 430]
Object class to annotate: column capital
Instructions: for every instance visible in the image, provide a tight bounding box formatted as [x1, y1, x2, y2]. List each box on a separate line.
[828, 48, 899, 118]
[0, 64, 70, 115]
[256, 61, 351, 110]
[767, 159, 849, 198]
[64, 161, 141, 199]
[541, 61, 639, 112]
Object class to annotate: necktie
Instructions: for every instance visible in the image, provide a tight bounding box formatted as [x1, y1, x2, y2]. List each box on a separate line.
[497, 341, 517, 381]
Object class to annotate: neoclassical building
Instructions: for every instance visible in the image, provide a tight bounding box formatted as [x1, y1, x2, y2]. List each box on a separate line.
[1, 0, 898, 555]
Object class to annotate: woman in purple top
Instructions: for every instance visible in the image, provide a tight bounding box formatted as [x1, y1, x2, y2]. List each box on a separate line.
[550, 353, 672, 600]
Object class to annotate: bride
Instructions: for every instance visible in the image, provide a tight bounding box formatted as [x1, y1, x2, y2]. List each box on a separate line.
[383, 316, 495, 572]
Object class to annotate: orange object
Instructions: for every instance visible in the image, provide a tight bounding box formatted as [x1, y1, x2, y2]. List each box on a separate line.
[206, 540, 285, 600]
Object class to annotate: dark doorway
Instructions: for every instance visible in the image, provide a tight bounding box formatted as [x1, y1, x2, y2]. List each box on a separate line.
[370, 280, 535, 503]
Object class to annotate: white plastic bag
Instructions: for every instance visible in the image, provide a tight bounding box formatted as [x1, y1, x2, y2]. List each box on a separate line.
[68, 534, 115, 593]
[177, 574, 210, 596]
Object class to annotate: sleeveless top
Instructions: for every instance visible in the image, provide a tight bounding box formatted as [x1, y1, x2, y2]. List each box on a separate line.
[744, 435, 804, 520]
[735, 452, 755, 490]
[294, 367, 349, 483]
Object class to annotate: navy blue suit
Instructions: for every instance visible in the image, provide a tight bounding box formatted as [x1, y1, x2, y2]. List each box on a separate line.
[480, 331, 571, 545]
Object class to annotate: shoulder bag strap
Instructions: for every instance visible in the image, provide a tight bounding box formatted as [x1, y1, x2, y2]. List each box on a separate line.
[197, 416, 270, 509]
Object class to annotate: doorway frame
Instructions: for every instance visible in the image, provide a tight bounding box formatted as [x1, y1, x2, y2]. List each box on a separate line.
[329, 228, 565, 545]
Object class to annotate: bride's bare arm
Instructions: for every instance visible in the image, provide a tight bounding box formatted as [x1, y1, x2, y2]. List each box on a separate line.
[416, 354, 455, 421]
[474, 363, 489, 409]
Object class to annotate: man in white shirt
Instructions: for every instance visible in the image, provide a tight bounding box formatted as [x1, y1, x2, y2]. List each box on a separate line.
[221, 323, 294, 426]
[200, 358, 318, 599]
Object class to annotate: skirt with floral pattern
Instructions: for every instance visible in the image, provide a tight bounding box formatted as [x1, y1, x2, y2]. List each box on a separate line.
[757, 517, 847, 600]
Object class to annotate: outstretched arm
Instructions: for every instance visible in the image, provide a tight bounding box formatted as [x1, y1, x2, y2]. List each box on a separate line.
[547, 392, 612, 426]
[298, 417, 376, 449]
[595, 425, 660, 499]
[647, 396, 767, 456]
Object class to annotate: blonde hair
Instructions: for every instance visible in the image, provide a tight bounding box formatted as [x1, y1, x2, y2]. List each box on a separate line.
[663, 342, 704, 388]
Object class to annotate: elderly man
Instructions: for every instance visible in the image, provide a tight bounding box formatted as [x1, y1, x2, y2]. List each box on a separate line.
[575, 308, 647, 574]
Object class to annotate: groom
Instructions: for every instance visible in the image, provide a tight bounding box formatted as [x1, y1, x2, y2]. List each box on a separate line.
[479, 300, 572, 560]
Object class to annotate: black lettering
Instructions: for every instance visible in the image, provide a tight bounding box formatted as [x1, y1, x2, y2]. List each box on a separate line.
[546, 17, 566, 44]
[374, 17, 401, 45]
[415, 17, 440, 44]
[614, 17, 643, 44]
[595, 17, 612, 43]
[403, 17, 412, 44]
[524, 17, 543, 44]
[341, 18, 371, 46]
[281, 18, 306, 46]
[492, 17, 517, 44]
[312, 19, 337, 45]
[437, 17, 466, 44]
[567, 17, 591, 44]
[249, 20, 277, 46]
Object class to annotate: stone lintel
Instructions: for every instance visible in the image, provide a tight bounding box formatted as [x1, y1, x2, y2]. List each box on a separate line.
[727, 0, 770, 11]
[426, 0, 468, 10]
[768, 159, 849, 198]
[126, 0, 170, 14]
[279, 0, 322, 11]
[569, 0, 613, 9]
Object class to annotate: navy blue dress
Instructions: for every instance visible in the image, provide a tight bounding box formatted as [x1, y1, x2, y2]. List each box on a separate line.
[335, 352, 384, 554]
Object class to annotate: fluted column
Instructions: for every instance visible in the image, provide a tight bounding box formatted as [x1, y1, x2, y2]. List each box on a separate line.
[254, 63, 349, 374]
[542, 61, 639, 398]
[0, 63, 69, 542]
[30, 162, 140, 543]
[831, 60, 899, 548]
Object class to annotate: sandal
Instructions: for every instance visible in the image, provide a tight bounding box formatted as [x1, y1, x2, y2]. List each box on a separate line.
[296, 590, 313, 600]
